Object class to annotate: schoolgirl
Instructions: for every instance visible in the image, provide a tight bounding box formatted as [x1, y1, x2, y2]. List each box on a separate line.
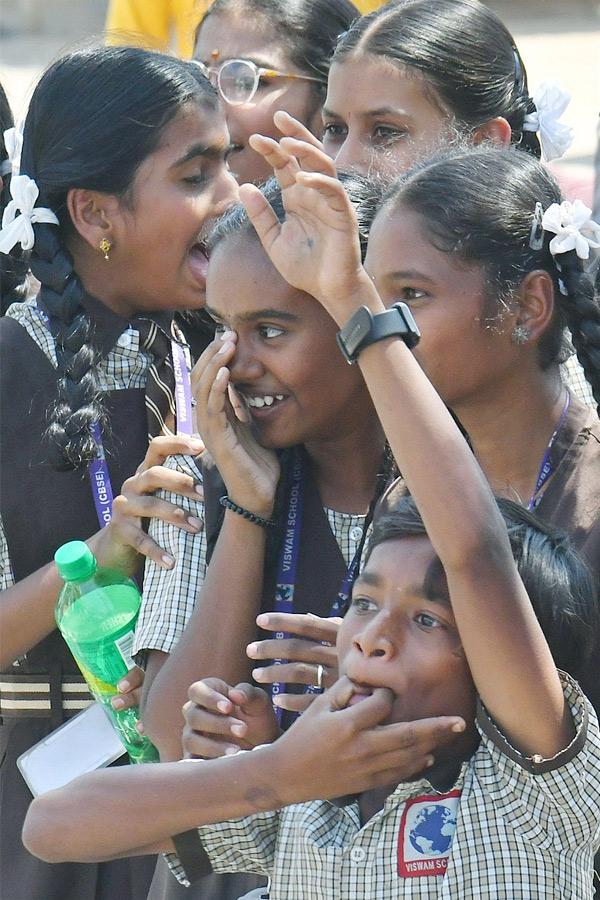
[0, 44, 236, 900]
[193, 0, 360, 185]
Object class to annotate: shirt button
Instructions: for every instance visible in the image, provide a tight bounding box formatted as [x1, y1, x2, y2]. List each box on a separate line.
[350, 526, 363, 543]
[350, 847, 366, 863]
[117, 332, 132, 348]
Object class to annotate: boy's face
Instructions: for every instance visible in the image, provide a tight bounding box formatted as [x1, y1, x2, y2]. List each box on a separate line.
[337, 536, 479, 769]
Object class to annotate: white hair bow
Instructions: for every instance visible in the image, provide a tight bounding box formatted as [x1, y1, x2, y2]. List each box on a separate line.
[541, 199, 600, 260]
[2, 126, 23, 176]
[0, 173, 59, 254]
[522, 80, 573, 162]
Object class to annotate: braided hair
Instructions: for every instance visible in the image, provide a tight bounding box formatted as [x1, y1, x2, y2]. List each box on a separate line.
[378, 146, 600, 415]
[19, 45, 218, 470]
[334, 0, 542, 157]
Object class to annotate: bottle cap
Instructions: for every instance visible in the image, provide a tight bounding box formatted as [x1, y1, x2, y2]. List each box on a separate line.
[54, 541, 97, 582]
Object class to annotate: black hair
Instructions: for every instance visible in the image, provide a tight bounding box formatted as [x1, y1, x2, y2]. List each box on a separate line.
[207, 169, 383, 262]
[0, 82, 29, 314]
[196, 0, 360, 96]
[377, 146, 600, 414]
[367, 494, 598, 680]
[334, 0, 541, 157]
[19, 45, 219, 470]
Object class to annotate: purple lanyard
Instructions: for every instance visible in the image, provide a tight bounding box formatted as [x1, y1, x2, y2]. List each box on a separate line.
[270, 448, 362, 720]
[39, 306, 192, 527]
[527, 392, 570, 510]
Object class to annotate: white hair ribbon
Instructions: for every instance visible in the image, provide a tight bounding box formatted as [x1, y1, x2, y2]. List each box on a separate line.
[2, 126, 23, 176]
[541, 199, 600, 261]
[522, 80, 573, 162]
[0, 173, 59, 254]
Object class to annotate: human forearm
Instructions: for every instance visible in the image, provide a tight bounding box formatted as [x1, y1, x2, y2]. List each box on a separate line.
[143, 512, 268, 760]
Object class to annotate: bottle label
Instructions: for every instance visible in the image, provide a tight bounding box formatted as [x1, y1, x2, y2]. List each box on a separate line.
[114, 630, 136, 671]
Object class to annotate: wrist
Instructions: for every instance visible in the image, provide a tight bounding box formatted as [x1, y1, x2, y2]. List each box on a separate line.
[220, 496, 276, 528]
[321, 273, 385, 328]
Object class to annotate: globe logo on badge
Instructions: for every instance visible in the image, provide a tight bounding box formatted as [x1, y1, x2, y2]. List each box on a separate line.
[409, 804, 457, 856]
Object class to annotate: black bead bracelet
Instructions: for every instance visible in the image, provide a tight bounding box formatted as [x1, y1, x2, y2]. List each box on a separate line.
[219, 495, 276, 529]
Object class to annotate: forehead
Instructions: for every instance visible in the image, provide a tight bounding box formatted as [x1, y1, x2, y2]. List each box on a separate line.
[206, 235, 319, 319]
[195, 11, 292, 70]
[133, 103, 228, 180]
[358, 535, 448, 602]
[325, 55, 446, 123]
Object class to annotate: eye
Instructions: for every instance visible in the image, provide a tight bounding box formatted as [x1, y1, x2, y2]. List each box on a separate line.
[322, 122, 347, 142]
[350, 596, 377, 615]
[415, 612, 443, 629]
[372, 125, 409, 144]
[400, 287, 428, 303]
[182, 172, 209, 188]
[257, 324, 284, 339]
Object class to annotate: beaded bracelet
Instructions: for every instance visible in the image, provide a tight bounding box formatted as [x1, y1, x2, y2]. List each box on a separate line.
[219, 495, 276, 529]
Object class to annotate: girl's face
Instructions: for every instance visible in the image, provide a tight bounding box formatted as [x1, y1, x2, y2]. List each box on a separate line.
[194, 12, 324, 185]
[323, 55, 455, 176]
[107, 103, 238, 317]
[365, 205, 520, 412]
[205, 235, 375, 450]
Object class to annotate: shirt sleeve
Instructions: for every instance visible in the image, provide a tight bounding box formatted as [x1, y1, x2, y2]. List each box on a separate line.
[165, 810, 280, 886]
[133, 453, 208, 659]
[474, 671, 600, 847]
[0, 511, 15, 591]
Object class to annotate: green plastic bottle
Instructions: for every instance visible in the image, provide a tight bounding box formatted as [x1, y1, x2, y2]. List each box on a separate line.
[54, 540, 159, 764]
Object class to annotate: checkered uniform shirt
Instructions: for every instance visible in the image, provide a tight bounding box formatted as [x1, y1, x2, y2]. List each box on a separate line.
[167, 674, 600, 899]
[0, 298, 154, 590]
[134, 460, 368, 658]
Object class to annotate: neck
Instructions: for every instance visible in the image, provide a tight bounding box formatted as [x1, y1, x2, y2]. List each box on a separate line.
[304, 418, 386, 514]
[452, 366, 567, 507]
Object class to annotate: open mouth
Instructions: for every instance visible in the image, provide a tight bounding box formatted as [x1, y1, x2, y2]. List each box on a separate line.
[188, 240, 209, 288]
[346, 683, 374, 707]
[245, 393, 285, 410]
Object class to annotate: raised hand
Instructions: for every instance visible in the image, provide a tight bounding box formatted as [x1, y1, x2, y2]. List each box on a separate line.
[247, 612, 340, 712]
[182, 678, 280, 759]
[238, 125, 372, 317]
[191, 333, 280, 518]
[91, 434, 205, 573]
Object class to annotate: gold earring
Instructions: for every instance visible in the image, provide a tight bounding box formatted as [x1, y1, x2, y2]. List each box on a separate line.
[99, 238, 111, 261]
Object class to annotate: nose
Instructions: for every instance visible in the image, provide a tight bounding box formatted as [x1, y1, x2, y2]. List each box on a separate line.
[334, 132, 369, 175]
[228, 336, 264, 384]
[213, 166, 239, 218]
[353, 612, 395, 660]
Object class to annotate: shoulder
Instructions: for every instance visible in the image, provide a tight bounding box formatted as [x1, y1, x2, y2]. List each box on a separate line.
[1, 297, 57, 366]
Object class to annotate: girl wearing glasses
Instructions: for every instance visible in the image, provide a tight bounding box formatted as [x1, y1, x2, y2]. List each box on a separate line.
[193, 0, 360, 185]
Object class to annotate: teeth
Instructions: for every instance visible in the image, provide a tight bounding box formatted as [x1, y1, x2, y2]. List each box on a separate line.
[246, 394, 284, 409]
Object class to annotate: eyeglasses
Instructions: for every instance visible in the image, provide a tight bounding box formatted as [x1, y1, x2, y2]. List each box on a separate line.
[196, 58, 325, 106]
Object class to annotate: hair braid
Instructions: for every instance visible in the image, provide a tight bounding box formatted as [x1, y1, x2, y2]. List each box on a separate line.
[31, 221, 106, 470]
[556, 254, 600, 415]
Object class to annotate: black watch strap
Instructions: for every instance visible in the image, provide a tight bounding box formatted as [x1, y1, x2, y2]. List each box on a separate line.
[337, 302, 420, 364]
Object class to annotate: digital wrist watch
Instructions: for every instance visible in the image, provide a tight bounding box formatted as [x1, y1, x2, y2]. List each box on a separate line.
[336, 302, 420, 364]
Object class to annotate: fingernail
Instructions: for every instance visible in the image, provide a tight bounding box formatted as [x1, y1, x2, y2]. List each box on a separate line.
[187, 516, 202, 529]
[216, 366, 228, 380]
[252, 667, 264, 680]
[220, 330, 235, 341]
[195, 484, 204, 494]
[161, 554, 175, 569]
[189, 441, 204, 453]
[117, 679, 130, 692]
[217, 342, 232, 355]
[256, 614, 269, 627]
[225, 746, 241, 756]
[452, 720, 466, 733]
[112, 697, 125, 710]
[216, 700, 230, 713]
[136, 722, 145, 735]
[231, 724, 246, 737]
[425, 756, 435, 767]
[272, 696, 282, 707]
[246, 642, 258, 658]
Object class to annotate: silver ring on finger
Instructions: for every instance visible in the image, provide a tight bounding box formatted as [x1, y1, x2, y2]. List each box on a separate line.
[315, 664, 324, 691]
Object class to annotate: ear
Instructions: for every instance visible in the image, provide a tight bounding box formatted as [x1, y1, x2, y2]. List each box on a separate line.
[66, 189, 120, 251]
[471, 116, 512, 148]
[513, 270, 555, 343]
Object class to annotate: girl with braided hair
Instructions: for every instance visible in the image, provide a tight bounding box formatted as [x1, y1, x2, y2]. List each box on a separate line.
[0, 44, 237, 900]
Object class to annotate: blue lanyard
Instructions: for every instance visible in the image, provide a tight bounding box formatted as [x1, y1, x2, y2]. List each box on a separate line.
[39, 307, 192, 528]
[527, 392, 570, 510]
[271, 448, 362, 720]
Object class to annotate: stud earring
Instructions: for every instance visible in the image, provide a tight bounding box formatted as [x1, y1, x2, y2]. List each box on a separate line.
[511, 324, 530, 345]
[99, 238, 111, 261]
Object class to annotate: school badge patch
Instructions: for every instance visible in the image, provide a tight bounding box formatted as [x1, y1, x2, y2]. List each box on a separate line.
[397, 790, 460, 877]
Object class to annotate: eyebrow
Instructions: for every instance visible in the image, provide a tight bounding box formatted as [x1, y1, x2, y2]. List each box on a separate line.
[382, 270, 436, 285]
[173, 141, 233, 168]
[322, 105, 413, 120]
[205, 306, 300, 324]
